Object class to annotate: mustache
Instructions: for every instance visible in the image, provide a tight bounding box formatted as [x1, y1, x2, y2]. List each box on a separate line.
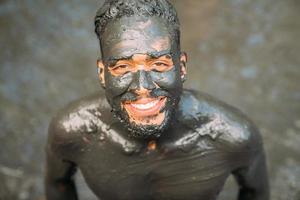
[120, 88, 170, 102]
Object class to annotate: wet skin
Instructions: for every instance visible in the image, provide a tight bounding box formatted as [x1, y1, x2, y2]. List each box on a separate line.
[46, 90, 268, 200]
[46, 16, 269, 200]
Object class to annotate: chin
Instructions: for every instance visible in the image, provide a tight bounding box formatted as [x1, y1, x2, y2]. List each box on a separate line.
[113, 97, 177, 139]
[123, 109, 174, 139]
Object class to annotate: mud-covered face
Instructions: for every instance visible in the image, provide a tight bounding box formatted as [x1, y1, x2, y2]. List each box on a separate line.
[98, 16, 187, 139]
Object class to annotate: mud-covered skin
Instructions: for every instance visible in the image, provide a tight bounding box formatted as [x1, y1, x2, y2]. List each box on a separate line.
[97, 16, 185, 138]
[46, 89, 269, 200]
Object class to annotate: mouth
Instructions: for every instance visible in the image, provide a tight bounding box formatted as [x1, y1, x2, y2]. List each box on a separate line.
[123, 96, 167, 119]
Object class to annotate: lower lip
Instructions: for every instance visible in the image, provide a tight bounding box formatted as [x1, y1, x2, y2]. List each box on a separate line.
[123, 97, 167, 118]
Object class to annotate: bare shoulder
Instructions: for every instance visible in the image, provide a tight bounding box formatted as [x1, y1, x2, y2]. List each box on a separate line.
[47, 91, 112, 160]
[178, 89, 263, 152]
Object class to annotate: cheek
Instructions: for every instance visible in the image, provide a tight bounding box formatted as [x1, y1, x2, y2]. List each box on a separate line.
[105, 72, 133, 97]
[150, 67, 181, 90]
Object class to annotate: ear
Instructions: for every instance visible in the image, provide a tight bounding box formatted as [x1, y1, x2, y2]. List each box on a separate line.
[180, 52, 187, 82]
[97, 59, 106, 88]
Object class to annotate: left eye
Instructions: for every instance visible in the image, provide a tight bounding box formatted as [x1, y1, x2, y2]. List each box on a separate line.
[154, 62, 168, 66]
[151, 62, 171, 72]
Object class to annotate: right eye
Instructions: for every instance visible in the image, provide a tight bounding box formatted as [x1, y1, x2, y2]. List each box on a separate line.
[109, 64, 131, 76]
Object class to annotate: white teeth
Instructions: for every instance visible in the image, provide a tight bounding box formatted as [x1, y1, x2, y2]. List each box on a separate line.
[131, 100, 160, 110]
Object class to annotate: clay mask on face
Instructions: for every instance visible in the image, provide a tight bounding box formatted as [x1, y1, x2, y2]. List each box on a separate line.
[100, 16, 183, 139]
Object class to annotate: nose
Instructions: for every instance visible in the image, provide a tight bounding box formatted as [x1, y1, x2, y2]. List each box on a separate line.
[129, 70, 156, 94]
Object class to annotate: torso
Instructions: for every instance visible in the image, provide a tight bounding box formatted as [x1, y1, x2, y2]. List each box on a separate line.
[78, 126, 231, 200]
[55, 89, 259, 200]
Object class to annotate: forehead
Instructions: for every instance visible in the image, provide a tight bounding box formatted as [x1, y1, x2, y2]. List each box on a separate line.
[101, 16, 172, 61]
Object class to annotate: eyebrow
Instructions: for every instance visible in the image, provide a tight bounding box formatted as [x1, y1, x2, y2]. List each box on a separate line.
[107, 55, 132, 63]
[107, 50, 172, 65]
[148, 50, 172, 59]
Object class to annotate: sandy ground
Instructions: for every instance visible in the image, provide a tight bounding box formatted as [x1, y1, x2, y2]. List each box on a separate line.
[0, 0, 299, 199]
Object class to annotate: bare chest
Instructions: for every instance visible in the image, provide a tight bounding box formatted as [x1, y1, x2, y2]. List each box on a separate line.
[78, 142, 231, 200]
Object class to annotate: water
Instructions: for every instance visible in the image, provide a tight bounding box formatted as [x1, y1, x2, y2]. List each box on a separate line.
[0, 0, 299, 199]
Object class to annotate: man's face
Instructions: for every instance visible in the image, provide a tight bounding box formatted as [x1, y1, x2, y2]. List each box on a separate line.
[98, 16, 187, 139]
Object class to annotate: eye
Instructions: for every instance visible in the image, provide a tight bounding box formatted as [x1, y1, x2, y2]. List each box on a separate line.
[114, 64, 129, 69]
[109, 64, 131, 76]
[151, 61, 173, 72]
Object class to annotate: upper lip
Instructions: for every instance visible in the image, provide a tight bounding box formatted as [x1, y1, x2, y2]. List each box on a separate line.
[124, 97, 164, 105]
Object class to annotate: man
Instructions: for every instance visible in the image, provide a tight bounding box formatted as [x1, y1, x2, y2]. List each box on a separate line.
[45, 0, 269, 199]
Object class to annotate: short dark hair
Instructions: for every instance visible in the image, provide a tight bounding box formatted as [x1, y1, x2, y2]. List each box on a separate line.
[94, 0, 180, 49]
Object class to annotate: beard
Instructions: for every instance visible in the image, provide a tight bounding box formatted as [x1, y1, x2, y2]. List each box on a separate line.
[110, 88, 180, 139]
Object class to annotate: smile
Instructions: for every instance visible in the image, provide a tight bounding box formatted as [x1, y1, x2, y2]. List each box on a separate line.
[131, 99, 160, 110]
[123, 97, 167, 118]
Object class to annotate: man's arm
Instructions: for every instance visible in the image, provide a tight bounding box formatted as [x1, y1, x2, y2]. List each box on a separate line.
[229, 123, 269, 200]
[185, 90, 269, 199]
[45, 146, 78, 200]
[233, 149, 269, 200]
[45, 117, 79, 200]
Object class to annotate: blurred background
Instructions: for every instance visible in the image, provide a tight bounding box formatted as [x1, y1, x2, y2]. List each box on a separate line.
[0, 0, 299, 199]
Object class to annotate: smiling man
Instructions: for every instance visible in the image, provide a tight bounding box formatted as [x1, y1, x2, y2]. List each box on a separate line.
[45, 0, 269, 200]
